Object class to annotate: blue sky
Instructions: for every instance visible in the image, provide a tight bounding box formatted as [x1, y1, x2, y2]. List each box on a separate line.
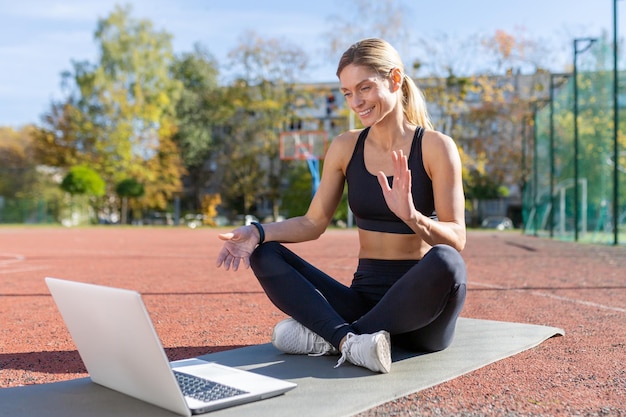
[0, 0, 620, 128]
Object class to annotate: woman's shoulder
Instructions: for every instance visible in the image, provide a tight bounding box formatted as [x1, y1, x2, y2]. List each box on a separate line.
[325, 129, 364, 170]
[421, 129, 461, 170]
[331, 128, 364, 146]
[327, 129, 363, 156]
[421, 129, 458, 153]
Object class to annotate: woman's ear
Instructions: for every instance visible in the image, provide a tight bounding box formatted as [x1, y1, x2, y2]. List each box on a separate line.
[390, 68, 403, 92]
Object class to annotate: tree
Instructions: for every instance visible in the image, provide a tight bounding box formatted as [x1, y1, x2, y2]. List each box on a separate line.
[413, 29, 550, 208]
[32, 4, 184, 219]
[60, 166, 106, 197]
[217, 32, 309, 220]
[0, 126, 38, 199]
[60, 165, 106, 224]
[0, 126, 62, 223]
[115, 178, 144, 224]
[171, 44, 227, 212]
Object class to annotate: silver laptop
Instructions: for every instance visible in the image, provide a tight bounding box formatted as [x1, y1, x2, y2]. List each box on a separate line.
[45, 277, 296, 416]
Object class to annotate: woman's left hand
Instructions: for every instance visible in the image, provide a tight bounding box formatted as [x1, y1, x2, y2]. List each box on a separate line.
[376, 150, 416, 222]
[216, 226, 258, 271]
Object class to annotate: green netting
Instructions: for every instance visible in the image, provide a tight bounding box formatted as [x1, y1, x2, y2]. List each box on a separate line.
[523, 44, 626, 245]
[0, 198, 58, 224]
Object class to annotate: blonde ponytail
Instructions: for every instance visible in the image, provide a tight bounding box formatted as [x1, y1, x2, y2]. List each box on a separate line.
[402, 74, 433, 130]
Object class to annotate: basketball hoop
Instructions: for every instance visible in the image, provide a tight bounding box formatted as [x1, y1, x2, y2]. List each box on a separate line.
[279, 131, 328, 161]
[279, 131, 329, 198]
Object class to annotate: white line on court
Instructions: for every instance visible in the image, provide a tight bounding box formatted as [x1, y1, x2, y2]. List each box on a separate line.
[472, 281, 626, 314]
[0, 253, 26, 266]
[0, 253, 48, 274]
[0, 266, 47, 274]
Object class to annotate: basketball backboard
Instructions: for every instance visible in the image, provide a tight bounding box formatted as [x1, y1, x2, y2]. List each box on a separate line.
[279, 131, 328, 161]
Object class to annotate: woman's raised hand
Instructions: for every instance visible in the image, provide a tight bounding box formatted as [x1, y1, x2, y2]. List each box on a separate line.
[376, 150, 416, 222]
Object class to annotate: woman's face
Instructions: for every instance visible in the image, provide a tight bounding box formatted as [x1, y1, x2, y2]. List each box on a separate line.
[339, 64, 398, 127]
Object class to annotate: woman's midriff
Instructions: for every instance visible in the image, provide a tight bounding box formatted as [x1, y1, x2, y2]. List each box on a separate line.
[357, 228, 430, 260]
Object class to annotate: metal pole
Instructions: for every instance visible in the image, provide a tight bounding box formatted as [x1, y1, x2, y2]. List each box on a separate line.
[549, 76, 556, 238]
[573, 40, 580, 241]
[549, 74, 571, 239]
[533, 104, 539, 236]
[613, 0, 620, 245]
[573, 38, 597, 241]
[521, 115, 528, 232]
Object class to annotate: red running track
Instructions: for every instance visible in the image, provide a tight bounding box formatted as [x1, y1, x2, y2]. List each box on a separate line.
[0, 227, 624, 416]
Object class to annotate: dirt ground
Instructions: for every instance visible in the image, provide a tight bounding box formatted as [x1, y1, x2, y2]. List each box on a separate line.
[0, 226, 624, 416]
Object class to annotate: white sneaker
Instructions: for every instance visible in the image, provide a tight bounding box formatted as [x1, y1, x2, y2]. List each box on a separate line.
[271, 318, 338, 356]
[334, 331, 391, 373]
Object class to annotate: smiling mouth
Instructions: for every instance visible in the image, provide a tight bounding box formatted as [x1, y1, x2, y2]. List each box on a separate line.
[358, 108, 373, 117]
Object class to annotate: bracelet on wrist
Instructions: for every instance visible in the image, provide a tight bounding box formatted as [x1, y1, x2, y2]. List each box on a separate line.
[250, 221, 265, 245]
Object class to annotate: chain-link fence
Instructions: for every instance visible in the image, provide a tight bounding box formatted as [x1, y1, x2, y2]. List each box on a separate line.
[0, 197, 58, 224]
[523, 44, 625, 245]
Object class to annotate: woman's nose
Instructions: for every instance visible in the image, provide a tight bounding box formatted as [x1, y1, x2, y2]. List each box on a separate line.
[351, 94, 363, 108]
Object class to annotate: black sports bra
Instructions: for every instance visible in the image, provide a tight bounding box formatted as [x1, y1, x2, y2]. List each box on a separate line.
[345, 127, 435, 234]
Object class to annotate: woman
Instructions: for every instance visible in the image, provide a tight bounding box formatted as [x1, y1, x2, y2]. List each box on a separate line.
[216, 38, 467, 374]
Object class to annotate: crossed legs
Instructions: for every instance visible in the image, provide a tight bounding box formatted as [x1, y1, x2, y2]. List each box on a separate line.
[250, 242, 466, 352]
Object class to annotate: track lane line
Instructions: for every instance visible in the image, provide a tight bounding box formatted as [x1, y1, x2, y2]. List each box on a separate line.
[471, 281, 626, 313]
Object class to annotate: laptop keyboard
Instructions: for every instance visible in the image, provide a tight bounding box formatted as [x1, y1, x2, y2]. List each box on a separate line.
[174, 371, 249, 402]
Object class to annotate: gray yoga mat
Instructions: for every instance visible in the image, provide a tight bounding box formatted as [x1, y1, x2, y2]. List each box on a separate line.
[0, 318, 563, 417]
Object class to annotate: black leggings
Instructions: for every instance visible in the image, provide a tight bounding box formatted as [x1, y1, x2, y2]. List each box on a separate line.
[250, 242, 467, 352]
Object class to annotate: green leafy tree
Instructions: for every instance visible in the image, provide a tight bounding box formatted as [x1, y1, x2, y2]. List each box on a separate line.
[171, 44, 227, 211]
[220, 146, 261, 218]
[0, 126, 38, 199]
[33, 4, 183, 219]
[0, 126, 64, 223]
[115, 178, 145, 224]
[413, 28, 551, 225]
[279, 163, 313, 217]
[60, 165, 106, 224]
[61, 166, 106, 197]
[217, 32, 309, 219]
